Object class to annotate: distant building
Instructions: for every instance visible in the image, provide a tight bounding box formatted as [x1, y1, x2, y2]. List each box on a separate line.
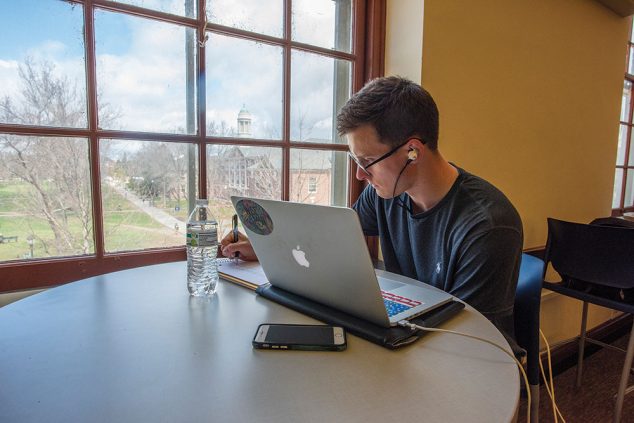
[208, 145, 280, 199]
[207, 108, 338, 205]
[237, 105, 252, 138]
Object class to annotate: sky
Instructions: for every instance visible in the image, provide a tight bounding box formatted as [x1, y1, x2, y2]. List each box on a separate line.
[0, 0, 351, 141]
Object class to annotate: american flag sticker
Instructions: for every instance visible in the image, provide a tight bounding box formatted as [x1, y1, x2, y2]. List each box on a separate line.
[381, 291, 422, 307]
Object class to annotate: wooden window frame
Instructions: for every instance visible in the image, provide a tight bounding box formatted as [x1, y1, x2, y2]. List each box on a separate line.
[0, 0, 385, 292]
[614, 18, 634, 216]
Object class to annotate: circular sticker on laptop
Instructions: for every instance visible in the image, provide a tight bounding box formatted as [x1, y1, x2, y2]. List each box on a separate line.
[235, 199, 274, 236]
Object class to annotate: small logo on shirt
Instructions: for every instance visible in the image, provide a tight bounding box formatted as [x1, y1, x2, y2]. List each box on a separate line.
[435, 262, 441, 274]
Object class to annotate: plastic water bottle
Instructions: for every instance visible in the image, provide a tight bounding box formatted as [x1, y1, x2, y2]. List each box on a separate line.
[186, 199, 219, 297]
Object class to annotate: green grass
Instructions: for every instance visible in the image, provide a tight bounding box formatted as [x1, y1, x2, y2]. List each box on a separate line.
[0, 180, 188, 261]
[103, 209, 184, 252]
[104, 225, 183, 252]
[104, 210, 161, 227]
[0, 181, 30, 213]
[0, 214, 93, 261]
[0, 180, 246, 261]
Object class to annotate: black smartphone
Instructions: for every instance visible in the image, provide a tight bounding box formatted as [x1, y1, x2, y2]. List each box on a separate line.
[252, 323, 347, 351]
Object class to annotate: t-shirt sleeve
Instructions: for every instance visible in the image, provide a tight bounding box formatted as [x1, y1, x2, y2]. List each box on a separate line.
[448, 226, 522, 323]
[352, 185, 379, 236]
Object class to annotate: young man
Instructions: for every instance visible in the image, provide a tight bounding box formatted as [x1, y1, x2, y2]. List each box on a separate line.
[222, 76, 523, 345]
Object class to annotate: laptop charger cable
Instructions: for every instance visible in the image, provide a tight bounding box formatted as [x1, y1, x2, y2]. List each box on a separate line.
[397, 320, 532, 423]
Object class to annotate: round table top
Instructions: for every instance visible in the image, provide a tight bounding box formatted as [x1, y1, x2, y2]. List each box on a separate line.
[0, 262, 519, 423]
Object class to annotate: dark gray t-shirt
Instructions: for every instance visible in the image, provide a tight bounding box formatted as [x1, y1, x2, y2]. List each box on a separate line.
[353, 166, 523, 342]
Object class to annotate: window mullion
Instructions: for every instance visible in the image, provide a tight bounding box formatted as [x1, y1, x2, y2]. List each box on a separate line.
[282, 0, 292, 201]
[84, 0, 105, 259]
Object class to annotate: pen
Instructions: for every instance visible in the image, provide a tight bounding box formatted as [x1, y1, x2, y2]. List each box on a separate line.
[232, 214, 239, 264]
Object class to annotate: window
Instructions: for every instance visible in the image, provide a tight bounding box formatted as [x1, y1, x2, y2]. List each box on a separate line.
[614, 19, 634, 215]
[0, 0, 383, 291]
[308, 177, 318, 194]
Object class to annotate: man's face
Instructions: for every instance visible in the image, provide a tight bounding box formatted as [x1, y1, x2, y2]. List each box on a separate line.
[347, 124, 409, 198]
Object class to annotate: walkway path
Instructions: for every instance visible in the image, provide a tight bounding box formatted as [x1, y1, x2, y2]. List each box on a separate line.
[110, 183, 186, 235]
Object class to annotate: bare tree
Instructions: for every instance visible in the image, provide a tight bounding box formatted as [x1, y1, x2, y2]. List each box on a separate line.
[289, 109, 331, 204]
[207, 120, 235, 137]
[0, 58, 118, 256]
[295, 108, 315, 142]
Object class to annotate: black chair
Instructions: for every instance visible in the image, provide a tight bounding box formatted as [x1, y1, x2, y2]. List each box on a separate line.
[514, 253, 544, 423]
[542, 218, 634, 423]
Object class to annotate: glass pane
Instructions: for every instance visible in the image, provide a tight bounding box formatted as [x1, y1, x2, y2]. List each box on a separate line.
[0, 1, 86, 128]
[0, 135, 93, 262]
[617, 124, 628, 166]
[207, 145, 282, 234]
[206, 34, 283, 140]
[290, 149, 348, 206]
[626, 169, 634, 208]
[100, 140, 198, 253]
[629, 129, 634, 166]
[291, 51, 351, 143]
[95, 11, 197, 134]
[613, 168, 624, 209]
[621, 80, 631, 123]
[292, 0, 352, 52]
[206, 0, 283, 37]
[629, 46, 634, 75]
[106, 0, 196, 18]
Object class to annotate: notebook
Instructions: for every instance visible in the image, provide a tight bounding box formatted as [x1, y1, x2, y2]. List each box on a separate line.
[231, 196, 453, 328]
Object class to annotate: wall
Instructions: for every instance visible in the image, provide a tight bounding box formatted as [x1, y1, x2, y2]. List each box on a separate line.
[0, 289, 44, 308]
[385, 0, 424, 81]
[386, 0, 629, 344]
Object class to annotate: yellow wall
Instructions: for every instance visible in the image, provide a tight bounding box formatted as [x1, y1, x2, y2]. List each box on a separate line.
[386, 0, 629, 345]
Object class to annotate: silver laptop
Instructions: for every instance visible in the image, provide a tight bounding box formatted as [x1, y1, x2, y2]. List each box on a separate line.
[231, 196, 454, 328]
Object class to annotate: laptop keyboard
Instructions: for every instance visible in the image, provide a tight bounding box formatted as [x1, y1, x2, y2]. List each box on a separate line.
[381, 291, 422, 317]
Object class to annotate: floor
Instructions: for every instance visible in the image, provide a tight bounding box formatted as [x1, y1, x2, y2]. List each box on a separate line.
[517, 334, 634, 422]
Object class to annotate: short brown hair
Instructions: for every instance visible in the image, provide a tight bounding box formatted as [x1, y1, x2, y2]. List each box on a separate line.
[336, 76, 439, 150]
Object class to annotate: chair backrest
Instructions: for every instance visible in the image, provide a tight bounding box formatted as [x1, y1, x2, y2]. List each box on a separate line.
[514, 253, 544, 385]
[589, 216, 634, 229]
[544, 218, 634, 289]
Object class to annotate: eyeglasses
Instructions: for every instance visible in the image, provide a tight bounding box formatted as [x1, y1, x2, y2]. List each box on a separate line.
[348, 137, 423, 176]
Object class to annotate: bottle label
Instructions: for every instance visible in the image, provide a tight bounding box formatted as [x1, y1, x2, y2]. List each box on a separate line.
[187, 229, 217, 247]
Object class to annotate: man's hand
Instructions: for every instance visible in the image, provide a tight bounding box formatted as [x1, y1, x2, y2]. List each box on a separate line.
[219, 231, 258, 262]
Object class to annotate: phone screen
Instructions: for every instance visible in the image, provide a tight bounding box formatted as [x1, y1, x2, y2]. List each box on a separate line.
[266, 325, 334, 344]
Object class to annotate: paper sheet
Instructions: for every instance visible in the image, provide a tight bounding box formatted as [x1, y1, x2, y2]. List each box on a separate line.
[218, 258, 269, 290]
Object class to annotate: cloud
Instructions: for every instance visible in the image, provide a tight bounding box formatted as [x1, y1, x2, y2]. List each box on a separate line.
[0, 48, 87, 125]
[2, 2, 347, 141]
[292, 0, 339, 50]
[205, 33, 284, 138]
[0, 59, 20, 100]
[207, 0, 284, 37]
[114, 0, 185, 17]
[27, 40, 68, 59]
[290, 51, 349, 141]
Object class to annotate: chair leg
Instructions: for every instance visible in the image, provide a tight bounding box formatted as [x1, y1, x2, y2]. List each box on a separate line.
[613, 320, 634, 423]
[576, 301, 589, 389]
[529, 384, 539, 423]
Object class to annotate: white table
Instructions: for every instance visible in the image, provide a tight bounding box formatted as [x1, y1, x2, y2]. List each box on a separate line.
[0, 262, 519, 422]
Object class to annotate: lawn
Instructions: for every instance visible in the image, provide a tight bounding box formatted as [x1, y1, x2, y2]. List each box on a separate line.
[0, 181, 29, 212]
[0, 179, 243, 261]
[0, 181, 186, 261]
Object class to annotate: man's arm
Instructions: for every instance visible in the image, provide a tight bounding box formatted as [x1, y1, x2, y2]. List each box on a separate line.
[352, 185, 379, 236]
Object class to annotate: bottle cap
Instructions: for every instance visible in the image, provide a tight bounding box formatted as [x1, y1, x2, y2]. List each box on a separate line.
[196, 199, 209, 206]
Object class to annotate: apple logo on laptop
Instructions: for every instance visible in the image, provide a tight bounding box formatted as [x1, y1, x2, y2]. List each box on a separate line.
[292, 245, 310, 268]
